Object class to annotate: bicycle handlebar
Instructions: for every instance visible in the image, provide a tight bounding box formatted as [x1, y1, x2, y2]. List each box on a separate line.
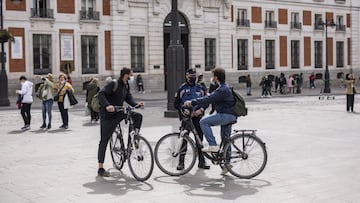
[114, 104, 143, 113]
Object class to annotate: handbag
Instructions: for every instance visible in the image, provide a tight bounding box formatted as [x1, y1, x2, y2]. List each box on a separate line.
[54, 85, 65, 102]
[66, 89, 78, 106]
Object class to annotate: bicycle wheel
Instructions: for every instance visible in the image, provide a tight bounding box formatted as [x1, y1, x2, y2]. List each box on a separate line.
[128, 135, 154, 181]
[154, 133, 197, 176]
[109, 129, 125, 170]
[223, 134, 267, 179]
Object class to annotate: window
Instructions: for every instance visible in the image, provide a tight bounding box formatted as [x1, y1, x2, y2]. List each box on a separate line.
[336, 41, 344, 67]
[31, 0, 53, 18]
[237, 9, 249, 27]
[80, 0, 99, 20]
[237, 39, 248, 70]
[265, 40, 275, 69]
[205, 38, 216, 71]
[131, 36, 145, 73]
[81, 36, 98, 74]
[314, 14, 324, 30]
[265, 11, 277, 28]
[33, 34, 52, 75]
[336, 15, 345, 31]
[291, 40, 300, 69]
[314, 41, 323, 68]
[291, 12, 301, 29]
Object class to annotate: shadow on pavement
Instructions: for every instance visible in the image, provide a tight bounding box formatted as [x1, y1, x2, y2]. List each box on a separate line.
[8, 130, 25, 134]
[82, 169, 154, 196]
[47, 129, 71, 134]
[29, 129, 48, 134]
[82, 122, 99, 127]
[154, 169, 271, 200]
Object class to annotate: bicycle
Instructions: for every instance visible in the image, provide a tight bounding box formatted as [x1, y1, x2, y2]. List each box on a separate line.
[154, 107, 267, 179]
[109, 105, 154, 181]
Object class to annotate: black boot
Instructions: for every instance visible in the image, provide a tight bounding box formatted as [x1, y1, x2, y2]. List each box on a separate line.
[177, 155, 185, 170]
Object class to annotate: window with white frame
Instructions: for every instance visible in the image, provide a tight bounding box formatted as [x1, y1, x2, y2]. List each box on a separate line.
[265, 40, 275, 69]
[237, 9, 249, 27]
[205, 38, 216, 71]
[291, 12, 301, 29]
[314, 41, 323, 68]
[32, 0, 52, 18]
[336, 15, 345, 31]
[237, 39, 248, 70]
[291, 40, 300, 68]
[314, 14, 324, 30]
[336, 41, 344, 67]
[33, 34, 52, 75]
[131, 36, 145, 73]
[81, 35, 98, 74]
[265, 11, 276, 28]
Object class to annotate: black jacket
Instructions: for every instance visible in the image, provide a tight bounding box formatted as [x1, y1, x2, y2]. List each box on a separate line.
[98, 79, 137, 120]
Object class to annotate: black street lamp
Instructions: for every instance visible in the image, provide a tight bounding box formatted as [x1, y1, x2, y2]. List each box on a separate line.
[318, 18, 336, 94]
[164, 0, 185, 117]
[0, 0, 10, 106]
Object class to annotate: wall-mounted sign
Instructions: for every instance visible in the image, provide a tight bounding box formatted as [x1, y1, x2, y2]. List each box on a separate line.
[61, 35, 74, 61]
[11, 36, 22, 59]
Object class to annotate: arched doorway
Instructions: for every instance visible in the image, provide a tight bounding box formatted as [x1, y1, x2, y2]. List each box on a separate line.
[163, 12, 189, 90]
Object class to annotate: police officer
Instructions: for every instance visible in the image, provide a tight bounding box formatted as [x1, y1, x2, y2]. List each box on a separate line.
[174, 69, 210, 170]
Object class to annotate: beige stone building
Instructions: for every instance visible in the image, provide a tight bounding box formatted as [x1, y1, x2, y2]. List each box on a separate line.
[2, 0, 360, 92]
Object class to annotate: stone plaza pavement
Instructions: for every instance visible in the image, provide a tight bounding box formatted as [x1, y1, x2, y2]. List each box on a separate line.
[0, 89, 359, 203]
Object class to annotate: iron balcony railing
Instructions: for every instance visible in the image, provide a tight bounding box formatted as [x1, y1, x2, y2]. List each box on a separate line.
[237, 19, 250, 27]
[80, 9, 100, 21]
[336, 24, 346, 31]
[314, 23, 325, 30]
[265, 20, 277, 28]
[290, 22, 302, 29]
[31, 8, 54, 18]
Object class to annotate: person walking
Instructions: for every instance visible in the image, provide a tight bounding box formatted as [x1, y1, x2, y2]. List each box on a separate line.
[136, 74, 145, 93]
[16, 76, 34, 131]
[97, 67, 145, 177]
[86, 77, 100, 123]
[287, 75, 295, 94]
[309, 72, 315, 88]
[38, 73, 55, 129]
[345, 73, 356, 113]
[174, 69, 210, 170]
[279, 73, 286, 94]
[54, 73, 74, 129]
[246, 74, 252, 96]
[184, 67, 238, 175]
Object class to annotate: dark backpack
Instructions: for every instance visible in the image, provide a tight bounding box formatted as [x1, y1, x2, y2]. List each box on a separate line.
[231, 88, 247, 117]
[91, 80, 118, 112]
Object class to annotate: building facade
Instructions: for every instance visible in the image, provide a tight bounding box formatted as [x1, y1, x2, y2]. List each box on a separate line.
[2, 0, 360, 92]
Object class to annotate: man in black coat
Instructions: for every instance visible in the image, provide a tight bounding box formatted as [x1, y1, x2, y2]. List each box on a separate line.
[96, 67, 144, 177]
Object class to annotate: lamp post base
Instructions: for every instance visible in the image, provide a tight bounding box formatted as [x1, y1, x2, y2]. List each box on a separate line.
[0, 69, 10, 106]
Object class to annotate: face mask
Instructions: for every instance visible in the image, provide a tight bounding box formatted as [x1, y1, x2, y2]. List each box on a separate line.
[21, 81, 24, 85]
[210, 78, 215, 85]
[61, 80, 66, 84]
[189, 76, 196, 85]
[128, 76, 135, 83]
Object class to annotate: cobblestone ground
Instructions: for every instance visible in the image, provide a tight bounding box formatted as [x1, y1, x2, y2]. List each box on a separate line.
[0, 94, 359, 203]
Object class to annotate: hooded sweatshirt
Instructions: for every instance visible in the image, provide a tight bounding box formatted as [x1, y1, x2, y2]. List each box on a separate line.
[18, 80, 34, 104]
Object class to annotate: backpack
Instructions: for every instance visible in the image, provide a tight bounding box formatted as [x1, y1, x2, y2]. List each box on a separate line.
[91, 80, 118, 112]
[35, 83, 45, 100]
[231, 88, 247, 117]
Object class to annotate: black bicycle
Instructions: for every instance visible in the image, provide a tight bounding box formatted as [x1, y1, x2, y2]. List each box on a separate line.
[109, 105, 154, 181]
[154, 107, 267, 179]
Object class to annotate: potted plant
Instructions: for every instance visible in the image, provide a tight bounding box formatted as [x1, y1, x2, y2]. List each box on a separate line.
[0, 30, 15, 43]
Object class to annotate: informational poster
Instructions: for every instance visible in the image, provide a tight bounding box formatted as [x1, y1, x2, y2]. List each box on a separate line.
[61, 35, 74, 61]
[253, 40, 261, 58]
[11, 37, 23, 59]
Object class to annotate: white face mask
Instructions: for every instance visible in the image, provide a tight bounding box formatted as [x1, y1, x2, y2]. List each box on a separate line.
[61, 80, 66, 84]
[129, 76, 135, 83]
[21, 81, 25, 85]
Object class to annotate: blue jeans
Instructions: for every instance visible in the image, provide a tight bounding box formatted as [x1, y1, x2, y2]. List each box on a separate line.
[199, 113, 237, 146]
[42, 99, 53, 125]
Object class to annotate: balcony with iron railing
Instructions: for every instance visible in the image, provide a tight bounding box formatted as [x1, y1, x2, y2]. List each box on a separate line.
[290, 22, 302, 30]
[79, 9, 100, 21]
[314, 23, 324, 30]
[265, 20, 277, 28]
[30, 8, 54, 19]
[335, 0, 346, 4]
[336, 24, 346, 31]
[237, 19, 250, 27]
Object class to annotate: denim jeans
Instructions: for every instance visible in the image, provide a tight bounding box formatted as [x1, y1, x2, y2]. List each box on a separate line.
[42, 99, 53, 125]
[199, 113, 237, 146]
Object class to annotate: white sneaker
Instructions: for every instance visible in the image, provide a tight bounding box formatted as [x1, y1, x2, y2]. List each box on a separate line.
[202, 145, 220, 152]
[220, 165, 233, 176]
